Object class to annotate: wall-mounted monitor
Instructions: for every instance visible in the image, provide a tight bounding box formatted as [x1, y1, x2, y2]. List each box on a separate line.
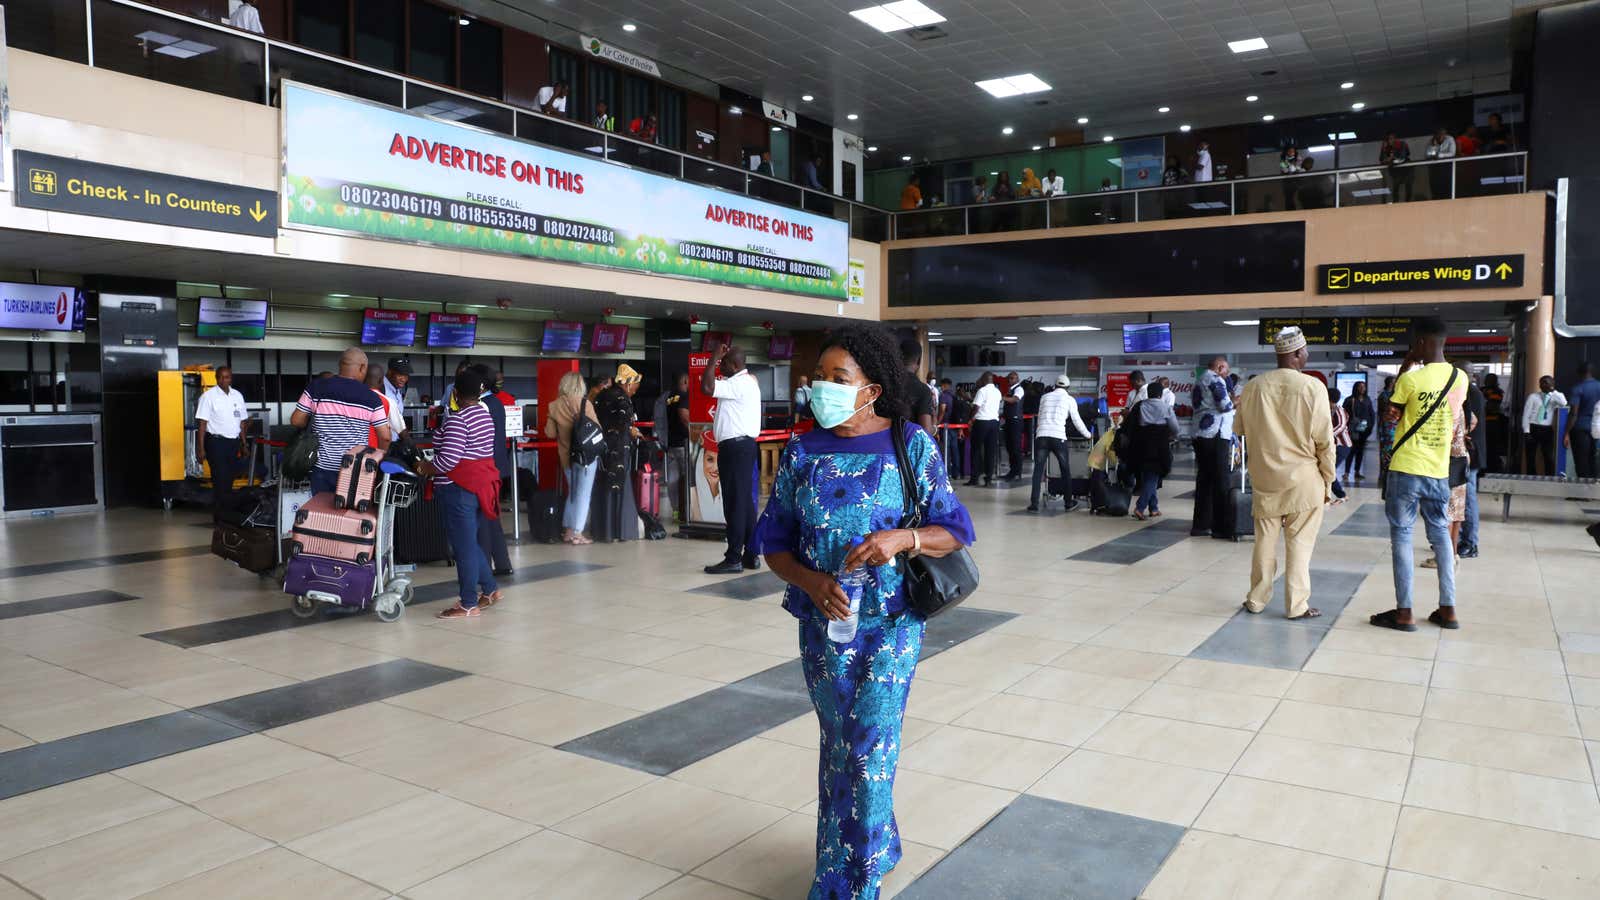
[1122, 322, 1173, 354]
[360, 308, 418, 346]
[541, 321, 583, 353]
[0, 284, 86, 332]
[426, 313, 477, 348]
[700, 331, 733, 352]
[767, 335, 795, 360]
[196, 297, 267, 339]
[591, 323, 628, 353]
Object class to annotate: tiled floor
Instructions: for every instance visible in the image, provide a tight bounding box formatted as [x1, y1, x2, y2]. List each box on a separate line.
[0, 481, 1596, 899]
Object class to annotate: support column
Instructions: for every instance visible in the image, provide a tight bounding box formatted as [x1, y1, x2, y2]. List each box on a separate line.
[1526, 295, 1556, 397]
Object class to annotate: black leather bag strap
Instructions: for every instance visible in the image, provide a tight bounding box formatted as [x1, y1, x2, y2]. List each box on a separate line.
[1391, 367, 1458, 459]
[888, 419, 924, 529]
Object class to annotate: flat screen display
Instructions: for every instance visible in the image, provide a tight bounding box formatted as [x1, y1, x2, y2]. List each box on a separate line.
[1122, 323, 1172, 354]
[701, 331, 733, 352]
[541, 321, 583, 353]
[591, 323, 628, 353]
[196, 297, 267, 339]
[0, 284, 86, 332]
[768, 335, 795, 360]
[360, 309, 418, 346]
[426, 313, 477, 348]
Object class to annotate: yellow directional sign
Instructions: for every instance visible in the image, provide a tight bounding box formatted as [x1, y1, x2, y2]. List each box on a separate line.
[1316, 256, 1524, 294]
[14, 151, 277, 237]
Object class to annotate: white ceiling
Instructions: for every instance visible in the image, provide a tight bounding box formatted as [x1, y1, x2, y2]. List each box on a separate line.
[496, 0, 1539, 162]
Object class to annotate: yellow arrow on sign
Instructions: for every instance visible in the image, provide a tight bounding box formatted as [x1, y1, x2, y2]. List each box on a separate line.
[1494, 262, 1512, 280]
[248, 200, 268, 223]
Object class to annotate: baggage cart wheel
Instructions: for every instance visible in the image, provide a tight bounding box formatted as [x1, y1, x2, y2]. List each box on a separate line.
[290, 595, 319, 619]
[401, 583, 415, 606]
[374, 592, 404, 623]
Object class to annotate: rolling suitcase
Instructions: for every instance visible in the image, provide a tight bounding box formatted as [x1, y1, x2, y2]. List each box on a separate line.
[212, 522, 277, 573]
[1090, 469, 1131, 517]
[283, 553, 376, 609]
[1224, 437, 1255, 542]
[291, 493, 378, 564]
[633, 463, 662, 518]
[333, 446, 385, 512]
[394, 484, 452, 565]
[528, 489, 563, 544]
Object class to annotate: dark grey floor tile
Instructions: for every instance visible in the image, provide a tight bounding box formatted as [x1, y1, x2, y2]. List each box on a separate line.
[0, 590, 138, 621]
[690, 571, 787, 601]
[0, 712, 247, 800]
[1174, 490, 1197, 499]
[1069, 543, 1160, 565]
[0, 545, 210, 580]
[1006, 504, 1079, 517]
[921, 607, 1017, 659]
[143, 610, 321, 648]
[192, 659, 465, 732]
[1189, 614, 1331, 670]
[1332, 502, 1391, 538]
[1583, 507, 1600, 516]
[1068, 519, 1191, 565]
[898, 795, 1183, 900]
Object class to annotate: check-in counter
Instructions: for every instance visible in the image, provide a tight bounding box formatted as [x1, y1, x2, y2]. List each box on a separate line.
[0, 413, 104, 517]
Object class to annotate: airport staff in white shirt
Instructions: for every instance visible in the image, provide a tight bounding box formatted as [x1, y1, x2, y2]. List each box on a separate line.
[383, 357, 415, 435]
[966, 372, 1003, 487]
[1027, 374, 1089, 512]
[225, 0, 264, 34]
[535, 82, 568, 115]
[1193, 141, 1214, 182]
[1042, 168, 1065, 196]
[195, 366, 252, 519]
[703, 344, 763, 574]
[1522, 375, 1568, 475]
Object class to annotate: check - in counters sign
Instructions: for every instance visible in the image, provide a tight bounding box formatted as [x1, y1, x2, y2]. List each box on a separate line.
[14, 151, 278, 238]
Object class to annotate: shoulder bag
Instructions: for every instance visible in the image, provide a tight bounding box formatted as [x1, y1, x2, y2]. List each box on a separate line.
[889, 419, 980, 619]
[1382, 367, 1458, 499]
[572, 397, 606, 468]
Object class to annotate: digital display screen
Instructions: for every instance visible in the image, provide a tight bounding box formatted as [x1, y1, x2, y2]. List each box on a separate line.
[591, 323, 628, 353]
[426, 313, 477, 348]
[360, 308, 418, 346]
[541, 321, 583, 353]
[196, 297, 267, 340]
[0, 284, 87, 333]
[701, 331, 733, 352]
[1122, 323, 1173, 354]
[768, 335, 795, 360]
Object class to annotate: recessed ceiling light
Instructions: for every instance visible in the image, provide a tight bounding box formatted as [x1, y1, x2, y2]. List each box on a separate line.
[1340, 81, 1355, 89]
[771, 126, 781, 132]
[846, 113, 859, 120]
[989, 171, 998, 175]
[621, 22, 636, 31]
[1245, 94, 1259, 102]
[458, 15, 471, 25]
[849, 1, 945, 33]
[801, 94, 814, 102]
[867, 145, 878, 152]
[1002, 335, 1018, 340]
[1223, 319, 1260, 326]
[1307, 144, 1334, 153]
[928, 337, 944, 342]
[1102, 135, 1114, 142]
[1077, 116, 1089, 124]
[974, 73, 1052, 97]
[1031, 144, 1041, 150]
[902, 154, 912, 161]
[1179, 124, 1191, 132]
[1038, 325, 1102, 332]
[1228, 37, 1269, 53]
[1158, 106, 1170, 113]
[1001, 126, 1014, 135]
[728, 106, 743, 115]
[1262, 114, 1275, 121]
[928, 332, 942, 336]
[1350, 102, 1365, 110]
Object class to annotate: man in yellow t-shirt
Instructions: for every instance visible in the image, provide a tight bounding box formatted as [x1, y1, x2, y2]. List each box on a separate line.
[1371, 317, 1467, 633]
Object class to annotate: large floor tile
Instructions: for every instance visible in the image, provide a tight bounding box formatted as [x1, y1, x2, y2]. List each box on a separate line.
[114, 733, 326, 802]
[134, 847, 388, 900]
[406, 830, 678, 900]
[1082, 712, 1253, 773]
[1005, 667, 1151, 710]
[899, 725, 1070, 791]
[644, 876, 762, 900]
[1233, 734, 1411, 803]
[1414, 718, 1594, 782]
[1303, 648, 1433, 686]
[1194, 776, 1399, 865]
[949, 693, 1116, 747]
[1127, 681, 1280, 731]
[671, 738, 817, 810]
[1390, 806, 1600, 899]
[380, 674, 547, 721]
[195, 760, 424, 843]
[468, 692, 640, 746]
[439, 745, 656, 825]
[1423, 687, 1580, 738]
[0, 773, 176, 862]
[263, 701, 444, 757]
[1262, 699, 1420, 754]
[692, 813, 819, 900]
[884, 769, 1015, 851]
[564, 666, 723, 713]
[1287, 672, 1428, 716]
[1379, 870, 1530, 899]
[1049, 644, 1182, 681]
[555, 779, 787, 871]
[1027, 749, 1223, 827]
[1431, 661, 1572, 703]
[1142, 830, 1384, 899]
[1403, 756, 1600, 838]
[1160, 657, 1298, 697]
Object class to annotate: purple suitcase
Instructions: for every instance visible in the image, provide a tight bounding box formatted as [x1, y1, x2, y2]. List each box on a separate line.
[283, 553, 376, 609]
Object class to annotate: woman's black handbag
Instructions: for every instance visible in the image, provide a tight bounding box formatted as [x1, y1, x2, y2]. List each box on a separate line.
[889, 419, 980, 619]
[572, 397, 606, 467]
[1449, 456, 1469, 488]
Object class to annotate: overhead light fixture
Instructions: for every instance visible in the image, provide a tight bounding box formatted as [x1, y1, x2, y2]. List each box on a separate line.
[1245, 94, 1259, 102]
[1328, 130, 1357, 141]
[1223, 319, 1260, 326]
[1262, 114, 1275, 121]
[1077, 116, 1089, 124]
[867, 145, 878, 152]
[1158, 106, 1170, 113]
[459, 15, 471, 26]
[849, 1, 945, 33]
[1102, 135, 1114, 142]
[801, 94, 814, 102]
[1038, 325, 1102, 332]
[928, 337, 944, 342]
[975, 74, 1053, 98]
[902, 154, 912, 161]
[846, 113, 859, 120]
[1001, 126, 1014, 135]
[1031, 144, 1042, 150]
[928, 332, 942, 336]
[1307, 144, 1334, 153]
[1179, 124, 1191, 132]
[1001, 335, 1019, 340]
[1340, 81, 1355, 89]
[1228, 37, 1269, 53]
[729, 105, 743, 115]
[989, 171, 998, 175]
[1350, 102, 1365, 110]
[771, 126, 781, 132]
[621, 22, 636, 31]
[1468, 328, 1498, 334]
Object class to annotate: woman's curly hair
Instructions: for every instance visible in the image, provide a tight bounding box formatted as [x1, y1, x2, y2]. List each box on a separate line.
[818, 323, 912, 421]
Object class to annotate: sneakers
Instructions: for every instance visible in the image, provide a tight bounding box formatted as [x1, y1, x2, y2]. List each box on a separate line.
[1457, 544, 1479, 559]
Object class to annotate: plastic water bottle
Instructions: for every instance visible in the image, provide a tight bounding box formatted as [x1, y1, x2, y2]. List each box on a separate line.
[829, 536, 869, 643]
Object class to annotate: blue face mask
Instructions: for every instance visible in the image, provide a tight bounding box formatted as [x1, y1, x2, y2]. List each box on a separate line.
[810, 380, 876, 429]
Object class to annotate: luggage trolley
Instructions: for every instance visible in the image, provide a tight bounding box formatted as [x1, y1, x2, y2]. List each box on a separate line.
[287, 470, 417, 622]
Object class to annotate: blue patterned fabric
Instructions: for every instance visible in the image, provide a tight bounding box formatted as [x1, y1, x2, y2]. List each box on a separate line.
[753, 422, 973, 900]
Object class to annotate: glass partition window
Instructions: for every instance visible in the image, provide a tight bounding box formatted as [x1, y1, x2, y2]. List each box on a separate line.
[1137, 183, 1233, 222]
[459, 19, 503, 99]
[270, 44, 405, 107]
[406, 83, 513, 136]
[354, 0, 404, 72]
[6, 0, 90, 63]
[92, 0, 265, 103]
[407, 0, 456, 86]
[294, 0, 349, 57]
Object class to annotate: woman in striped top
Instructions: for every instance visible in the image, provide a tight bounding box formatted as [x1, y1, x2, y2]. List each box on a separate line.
[1329, 386, 1351, 502]
[418, 368, 502, 618]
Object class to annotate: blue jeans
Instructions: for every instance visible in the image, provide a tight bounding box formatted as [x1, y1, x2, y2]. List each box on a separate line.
[310, 467, 339, 496]
[1461, 467, 1479, 547]
[1385, 472, 1455, 610]
[438, 481, 497, 609]
[564, 460, 598, 531]
[1136, 470, 1161, 514]
[1332, 446, 1350, 499]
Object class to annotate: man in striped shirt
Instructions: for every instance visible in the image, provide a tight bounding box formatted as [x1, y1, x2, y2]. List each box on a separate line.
[418, 368, 501, 618]
[291, 348, 391, 496]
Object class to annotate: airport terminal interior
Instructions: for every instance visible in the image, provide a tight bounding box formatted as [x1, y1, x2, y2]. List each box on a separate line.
[2, 0, 1600, 897]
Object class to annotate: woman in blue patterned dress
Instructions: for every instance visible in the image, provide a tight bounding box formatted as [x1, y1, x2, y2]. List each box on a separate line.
[755, 324, 975, 900]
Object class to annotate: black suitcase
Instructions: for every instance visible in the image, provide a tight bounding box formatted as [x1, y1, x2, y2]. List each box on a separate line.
[1090, 470, 1131, 516]
[394, 489, 453, 565]
[212, 522, 277, 573]
[528, 489, 564, 544]
[1224, 487, 1255, 542]
[1069, 476, 1091, 499]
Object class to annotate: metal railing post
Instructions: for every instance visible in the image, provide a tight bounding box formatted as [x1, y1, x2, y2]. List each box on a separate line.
[1451, 159, 1458, 199]
[964, 206, 970, 235]
[262, 43, 271, 104]
[1335, 175, 1341, 208]
[1230, 181, 1237, 215]
[85, 0, 95, 67]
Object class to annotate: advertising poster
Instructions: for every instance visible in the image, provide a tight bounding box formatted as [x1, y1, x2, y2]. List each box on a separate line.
[196, 298, 267, 339]
[847, 258, 866, 304]
[1105, 372, 1133, 411]
[687, 352, 714, 424]
[361, 309, 418, 345]
[0, 283, 86, 332]
[281, 82, 849, 300]
[426, 313, 477, 348]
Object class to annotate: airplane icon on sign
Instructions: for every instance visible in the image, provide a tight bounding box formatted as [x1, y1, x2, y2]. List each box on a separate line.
[1327, 267, 1350, 290]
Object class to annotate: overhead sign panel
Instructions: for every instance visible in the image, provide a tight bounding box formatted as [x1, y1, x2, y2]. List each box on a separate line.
[579, 35, 660, 78]
[15, 151, 276, 237]
[281, 82, 848, 300]
[1317, 255, 1524, 294]
[1257, 316, 1416, 347]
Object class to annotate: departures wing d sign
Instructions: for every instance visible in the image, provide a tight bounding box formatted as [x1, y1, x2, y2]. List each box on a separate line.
[1317, 255, 1524, 294]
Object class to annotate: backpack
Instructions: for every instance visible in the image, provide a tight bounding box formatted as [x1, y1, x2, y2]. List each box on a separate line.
[572, 397, 606, 467]
[282, 424, 319, 481]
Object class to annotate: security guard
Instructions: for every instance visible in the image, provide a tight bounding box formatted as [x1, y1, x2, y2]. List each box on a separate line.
[195, 366, 252, 519]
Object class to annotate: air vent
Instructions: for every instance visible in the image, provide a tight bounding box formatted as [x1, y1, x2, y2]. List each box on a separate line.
[897, 25, 947, 43]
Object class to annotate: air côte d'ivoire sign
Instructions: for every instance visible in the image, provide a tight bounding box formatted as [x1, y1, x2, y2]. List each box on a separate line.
[280, 82, 849, 300]
[1317, 255, 1524, 294]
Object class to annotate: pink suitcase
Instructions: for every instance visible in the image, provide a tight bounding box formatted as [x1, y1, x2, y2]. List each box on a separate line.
[333, 446, 385, 512]
[291, 493, 378, 564]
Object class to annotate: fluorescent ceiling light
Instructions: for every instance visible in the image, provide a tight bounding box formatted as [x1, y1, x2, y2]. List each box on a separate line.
[902, 154, 912, 161]
[846, 113, 859, 120]
[1340, 81, 1355, 89]
[975, 74, 1052, 97]
[621, 21, 636, 31]
[1002, 336, 1018, 340]
[1077, 116, 1089, 124]
[1467, 328, 1497, 334]
[459, 15, 471, 25]
[729, 106, 743, 115]
[1158, 106, 1170, 113]
[801, 94, 814, 102]
[1223, 319, 1260, 326]
[1245, 94, 1259, 102]
[928, 332, 942, 336]
[1031, 144, 1041, 150]
[867, 145, 877, 151]
[1351, 102, 1365, 110]
[771, 126, 781, 132]
[1262, 114, 1275, 121]
[1179, 124, 1191, 132]
[1102, 135, 1114, 142]
[1328, 130, 1357, 141]
[928, 337, 943, 342]
[1307, 144, 1334, 153]
[1038, 325, 1102, 332]
[1229, 37, 1269, 53]
[1001, 126, 1014, 135]
[849, 1, 945, 32]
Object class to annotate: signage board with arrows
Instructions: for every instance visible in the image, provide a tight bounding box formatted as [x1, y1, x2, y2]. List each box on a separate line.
[1317, 255, 1524, 294]
[14, 151, 277, 237]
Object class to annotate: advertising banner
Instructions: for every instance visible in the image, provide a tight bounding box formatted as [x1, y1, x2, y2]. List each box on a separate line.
[281, 83, 849, 300]
[426, 313, 477, 348]
[196, 298, 267, 339]
[591, 323, 628, 353]
[0, 283, 86, 332]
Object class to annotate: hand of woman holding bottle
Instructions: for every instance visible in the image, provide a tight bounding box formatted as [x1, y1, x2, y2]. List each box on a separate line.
[842, 530, 914, 571]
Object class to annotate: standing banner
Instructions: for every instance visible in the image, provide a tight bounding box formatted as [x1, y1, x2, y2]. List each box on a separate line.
[281, 82, 849, 300]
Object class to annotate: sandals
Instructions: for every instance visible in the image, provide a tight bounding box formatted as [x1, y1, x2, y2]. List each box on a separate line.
[1240, 602, 1263, 615]
[1369, 609, 1417, 632]
[436, 603, 480, 619]
[477, 590, 503, 609]
[1132, 510, 1147, 521]
[1428, 608, 1461, 630]
[1287, 608, 1323, 620]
